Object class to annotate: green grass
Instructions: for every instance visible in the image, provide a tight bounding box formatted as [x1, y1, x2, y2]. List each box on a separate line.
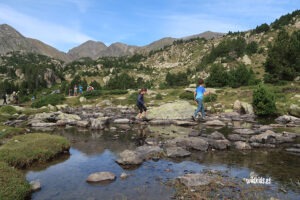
[0, 125, 26, 140]
[0, 133, 70, 168]
[0, 162, 31, 200]
[0, 106, 18, 115]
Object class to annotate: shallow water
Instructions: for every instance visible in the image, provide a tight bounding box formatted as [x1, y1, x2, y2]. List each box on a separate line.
[26, 125, 300, 200]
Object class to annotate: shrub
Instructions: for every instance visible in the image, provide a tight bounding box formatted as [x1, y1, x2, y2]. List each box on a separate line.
[204, 93, 217, 102]
[155, 93, 163, 100]
[252, 84, 277, 116]
[31, 94, 65, 108]
[82, 90, 102, 99]
[179, 92, 194, 100]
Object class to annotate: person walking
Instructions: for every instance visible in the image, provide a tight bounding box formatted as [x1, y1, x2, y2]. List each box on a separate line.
[2, 93, 7, 105]
[192, 78, 209, 121]
[136, 88, 148, 119]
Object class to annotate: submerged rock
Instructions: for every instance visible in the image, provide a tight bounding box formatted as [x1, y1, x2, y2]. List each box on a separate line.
[30, 180, 41, 191]
[165, 147, 191, 158]
[86, 172, 116, 183]
[177, 173, 215, 187]
[116, 150, 143, 165]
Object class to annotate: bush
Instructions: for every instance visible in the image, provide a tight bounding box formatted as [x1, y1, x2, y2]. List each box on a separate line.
[179, 92, 194, 100]
[204, 93, 217, 102]
[155, 93, 163, 100]
[0, 106, 17, 115]
[252, 84, 277, 116]
[31, 94, 65, 108]
[82, 90, 102, 99]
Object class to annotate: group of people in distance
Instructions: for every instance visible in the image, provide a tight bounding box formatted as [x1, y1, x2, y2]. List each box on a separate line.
[69, 85, 95, 96]
[1, 91, 19, 105]
[136, 78, 209, 121]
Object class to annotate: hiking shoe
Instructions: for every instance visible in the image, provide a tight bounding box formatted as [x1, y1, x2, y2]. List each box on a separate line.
[191, 116, 196, 121]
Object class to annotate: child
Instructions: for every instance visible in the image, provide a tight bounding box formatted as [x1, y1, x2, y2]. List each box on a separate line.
[136, 88, 147, 119]
[193, 78, 209, 121]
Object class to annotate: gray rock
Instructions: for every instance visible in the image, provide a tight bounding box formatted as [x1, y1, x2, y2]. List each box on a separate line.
[30, 180, 41, 192]
[234, 141, 252, 150]
[174, 137, 209, 151]
[205, 138, 231, 150]
[275, 115, 299, 124]
[135, 145, 164, 160]
[76, 120, 89, 127]
[174, 120, 197, 126]
[207, 131, 225, 140]
[289, 104, 300, 118]
[233, 128, 256, 135]
[31, 122, 56, 127]
[250, 142, 276, 148]
[113, 118, 130, 124]
[258, 125, 273, 132]
[86, 172, 116, 183]
[149, 119, 173, 125]
[249, 130, 277, 144]
[165, 147, 191, 158]
[241, 102, 254, 114]
[204, 120, 226, 126]
[188, 130, 200, 137]
[116, 150, 143, 165]
[286, 148, 300, 153]
[227, 134, 246, 141]
[90, 117, 109, 130]
[177, 173, 214, 187]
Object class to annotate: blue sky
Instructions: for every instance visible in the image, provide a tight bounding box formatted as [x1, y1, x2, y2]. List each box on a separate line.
[0, 0, 299, 52]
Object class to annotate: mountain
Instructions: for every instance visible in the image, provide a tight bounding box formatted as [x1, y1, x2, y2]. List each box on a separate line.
[0, 24, 70, 62]
[68, 40, 107, 60]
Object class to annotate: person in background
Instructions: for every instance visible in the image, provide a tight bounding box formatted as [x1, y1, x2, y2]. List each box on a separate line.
[192, 78, 209, 121]
[74, 85, 78, 96]
[79, 85, 83, 94]
[136, 88, 148, 119]
[2, 93, 7, 105]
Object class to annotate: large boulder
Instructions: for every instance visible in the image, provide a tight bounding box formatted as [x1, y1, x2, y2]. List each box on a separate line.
[234, 141, 252, 150]
[289, 104, 300, 118]
[116, 150, 143, 165]
[165, 147, 191, 158]
[147, 101, 196, 120]
[90, 117, 109, 130]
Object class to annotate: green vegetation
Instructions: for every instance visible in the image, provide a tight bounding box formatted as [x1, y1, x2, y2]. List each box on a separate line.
[0, 133, 70, 168]
[252, 23, 270, 34]
[252, 84, 277, 116]
[0, 105, 17, 115]
[206, 64, 258, 88]
[0, 125, 26, 139]
[264, 29, 300, 83]
[0, 162, 31, 200]
[31, 94, 65, 108]
[271, 10, 300, 29]
[179, 92, 194, 100]
[165, 71, 189, 86]
[204, 93, 217, 103]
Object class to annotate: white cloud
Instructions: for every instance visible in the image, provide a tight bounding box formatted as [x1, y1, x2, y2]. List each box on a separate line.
[0, 4, 92, 51]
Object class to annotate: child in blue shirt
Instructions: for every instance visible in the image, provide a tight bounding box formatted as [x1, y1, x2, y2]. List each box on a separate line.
[137, 88, 148, 119]
[193, 78, 209, 121]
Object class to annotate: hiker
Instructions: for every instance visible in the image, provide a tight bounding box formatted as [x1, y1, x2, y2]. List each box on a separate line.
[74, 85, 78, 96]
[192, 78, 209, 121]
[136, 88, 147, 119]
[79, 85, 83, 94]
[2, 93, 7, 105]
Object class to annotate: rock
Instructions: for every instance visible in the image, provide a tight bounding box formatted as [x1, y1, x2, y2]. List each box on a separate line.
[188, 130, 200, 137]
[249, 130, 277, 144]
[147, 101, 196, 120]
[233, 129, 256, 135]
[30, 180, 41, 191]
[76, 120, 89, 127]
[275, 115, 299, 124]
[240, 102, 254, 114]
[258, 125, 273, 132]
[31, 122, 56, 127]
[234, 141, 252, 150]
[165, 147, 191, 158]
[79, 97, 87, 103]
[86, 172, 116, 183]
[177, 173, 214, 187]
[233, 100, 242, 112]
[206, 139, 231, 150]
[135, 145, 164, 160]
[113, 118, 130, 124]
[56, 112, 81, 121]
[184, 88, 195, 93]
[90, 117, 109, 130]
[55, 104, 68, 110]
[285, 148, 300, 153]
[149, 119, 173, 125]
[289, 104, 300, 117]
[120, 172, 130, 179]
[116, 150, 143, 165]
[227, 134, 246, 141]
[250, 142, 276, 148]
[207, 131, 225, 140]
[174, 120, 197, 126]
[173, 137, 209, 151]
[204, 120, 226, 126]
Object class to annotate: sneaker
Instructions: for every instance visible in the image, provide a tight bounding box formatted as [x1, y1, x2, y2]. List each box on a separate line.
[191, 116, 196, 121]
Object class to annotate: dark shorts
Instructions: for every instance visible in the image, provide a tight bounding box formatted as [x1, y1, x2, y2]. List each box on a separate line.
[137, 103, 147, 113]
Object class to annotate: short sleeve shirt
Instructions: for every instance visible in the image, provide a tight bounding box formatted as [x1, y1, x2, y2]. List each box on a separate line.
[195, 86, 206, 100]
